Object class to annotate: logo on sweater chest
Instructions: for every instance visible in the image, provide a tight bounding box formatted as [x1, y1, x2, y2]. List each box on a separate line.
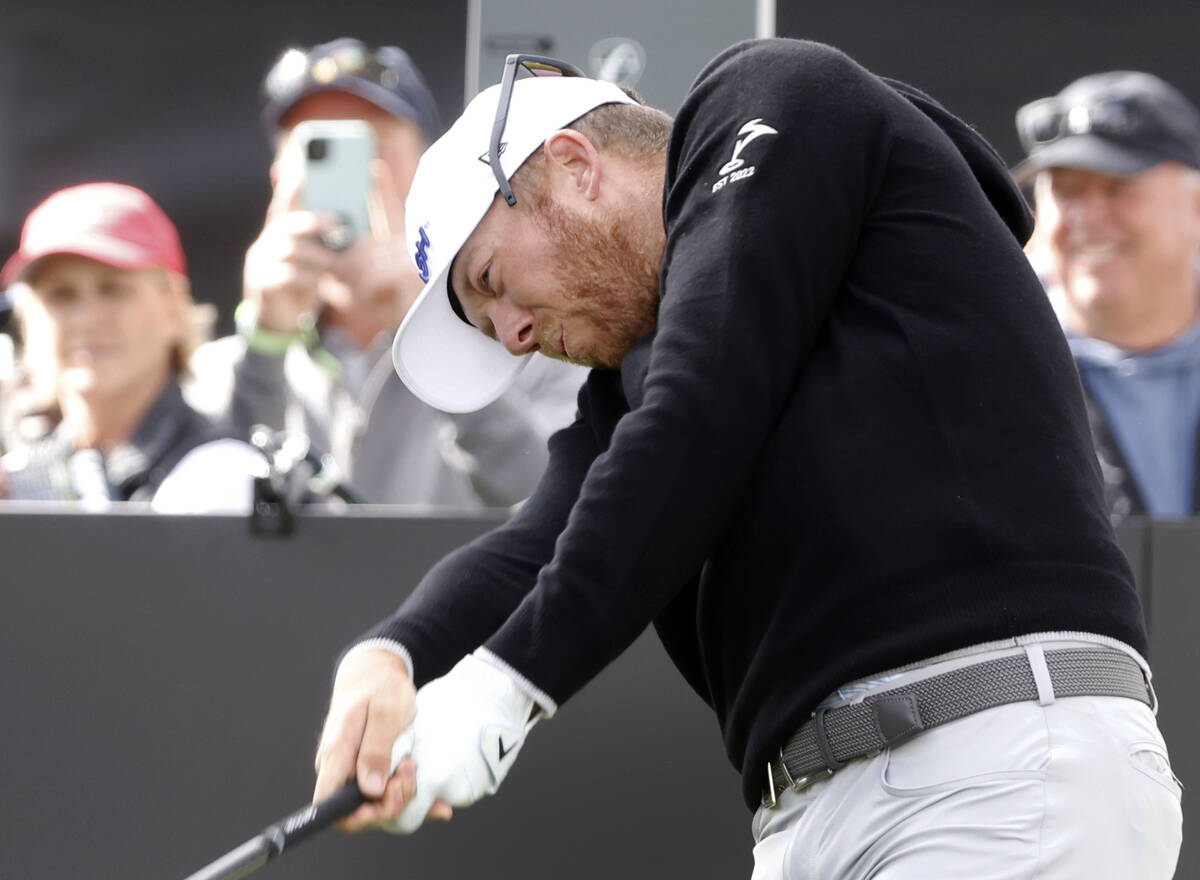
[712, 118, 778, 193]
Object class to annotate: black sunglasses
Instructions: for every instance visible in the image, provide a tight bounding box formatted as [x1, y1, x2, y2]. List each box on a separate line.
[265, 43, 406, 102]
[489, 54, 587, 207]
[1017, 93, 1177, 151]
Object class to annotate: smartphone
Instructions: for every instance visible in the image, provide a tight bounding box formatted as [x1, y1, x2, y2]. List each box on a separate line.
[293, 120, 378, 251]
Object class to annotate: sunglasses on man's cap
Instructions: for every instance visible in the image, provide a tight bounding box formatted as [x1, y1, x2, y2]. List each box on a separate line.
[1012, 72, 1200, 184]
[260, 37, 441, 138]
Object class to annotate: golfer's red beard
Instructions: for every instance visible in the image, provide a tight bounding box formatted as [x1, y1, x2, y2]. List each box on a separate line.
[533, 200, 661, 370]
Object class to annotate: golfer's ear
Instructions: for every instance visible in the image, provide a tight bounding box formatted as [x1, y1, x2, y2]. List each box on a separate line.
[543, 129, 601, 200]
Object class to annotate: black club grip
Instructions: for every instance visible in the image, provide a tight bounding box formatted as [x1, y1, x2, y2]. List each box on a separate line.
[181, 781, 369, 880]
[263, 780, 367, 854]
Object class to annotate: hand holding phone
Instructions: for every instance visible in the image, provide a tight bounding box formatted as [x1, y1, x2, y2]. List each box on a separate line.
[243, 118, 413, 335]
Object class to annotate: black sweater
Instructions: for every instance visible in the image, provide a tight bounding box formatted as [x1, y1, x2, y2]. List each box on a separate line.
[363, 39, 1145, 811]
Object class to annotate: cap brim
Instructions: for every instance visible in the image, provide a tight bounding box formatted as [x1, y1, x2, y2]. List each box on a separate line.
[1, 235, 162, 287]
[392, 260, 530, 414]
[1012, 135, 1159, 186]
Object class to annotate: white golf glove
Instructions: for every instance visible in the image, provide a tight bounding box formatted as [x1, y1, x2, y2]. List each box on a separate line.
[385, 649, 552, 834]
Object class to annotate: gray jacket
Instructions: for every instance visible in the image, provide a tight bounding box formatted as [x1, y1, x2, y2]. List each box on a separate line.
[186, 330, 586, 507]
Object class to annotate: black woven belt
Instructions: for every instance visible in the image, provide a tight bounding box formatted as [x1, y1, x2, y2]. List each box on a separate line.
[763, 647, 1151, 807]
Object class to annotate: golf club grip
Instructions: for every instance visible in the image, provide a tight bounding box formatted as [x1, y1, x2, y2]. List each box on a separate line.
[181, 782, 367, 880]
[267, 780, 367, 849]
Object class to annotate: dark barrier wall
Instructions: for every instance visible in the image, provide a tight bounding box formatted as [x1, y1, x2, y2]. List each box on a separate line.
[1144, 522, 1200, 878]
[0, 508, 750, 879]
[0, 509, 1195, 878]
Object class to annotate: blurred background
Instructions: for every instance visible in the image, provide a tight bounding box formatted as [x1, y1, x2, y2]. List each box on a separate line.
[3, 0, 1198, 334]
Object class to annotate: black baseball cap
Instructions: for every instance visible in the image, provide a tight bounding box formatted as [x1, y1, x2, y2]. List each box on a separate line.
[261, 37, 442, 140]
[1012, 71, 1200, 186]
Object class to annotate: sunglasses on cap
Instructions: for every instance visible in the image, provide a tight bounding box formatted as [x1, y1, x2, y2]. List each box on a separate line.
[443, 54, 592, 327]
[443, 54, 585, 326]
[1016, 93, 1182, 152]
[488, 54, 587, 207]
[264, 43, 407, 103]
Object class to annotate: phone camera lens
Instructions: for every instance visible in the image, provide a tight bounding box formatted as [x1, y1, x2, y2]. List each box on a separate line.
[307, 138, 329, 161]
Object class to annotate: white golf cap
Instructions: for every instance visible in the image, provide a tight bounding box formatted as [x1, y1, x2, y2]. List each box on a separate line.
[393, 75, 635, 413]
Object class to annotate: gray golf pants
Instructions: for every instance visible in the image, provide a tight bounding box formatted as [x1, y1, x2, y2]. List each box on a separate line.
[751, 644, 1182, 878]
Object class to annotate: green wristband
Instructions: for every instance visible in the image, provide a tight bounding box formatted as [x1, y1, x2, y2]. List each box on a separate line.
[235, 301, 320, 356]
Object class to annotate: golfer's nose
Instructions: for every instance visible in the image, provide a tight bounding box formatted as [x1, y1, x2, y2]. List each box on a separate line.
[492, 303, 536, 356]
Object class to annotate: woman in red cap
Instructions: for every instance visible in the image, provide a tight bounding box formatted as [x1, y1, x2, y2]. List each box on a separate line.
[0, 182, 260, 511]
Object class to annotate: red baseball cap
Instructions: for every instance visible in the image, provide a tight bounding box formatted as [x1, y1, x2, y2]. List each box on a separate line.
[1, 182, 187, 286]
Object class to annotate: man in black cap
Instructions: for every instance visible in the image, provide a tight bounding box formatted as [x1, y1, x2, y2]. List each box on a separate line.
[188, 38, 585, 506]
[1014, 71, 1200, 518]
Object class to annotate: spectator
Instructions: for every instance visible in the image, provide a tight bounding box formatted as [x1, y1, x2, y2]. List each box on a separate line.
[1014, 71, 1200, 518]
[188, 38, 585, 507]
[0, 183, 260, 513]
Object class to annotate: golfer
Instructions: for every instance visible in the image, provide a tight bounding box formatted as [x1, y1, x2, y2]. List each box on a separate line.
[314, 39, 1182, 878]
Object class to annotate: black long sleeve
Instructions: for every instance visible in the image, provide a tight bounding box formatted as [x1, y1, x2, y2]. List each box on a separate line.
[365, 39, 1145, 811]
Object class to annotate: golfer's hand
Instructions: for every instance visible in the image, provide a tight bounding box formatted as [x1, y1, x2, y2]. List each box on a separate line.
[312, 646, 450, 831]
[387, 650, 546, 834]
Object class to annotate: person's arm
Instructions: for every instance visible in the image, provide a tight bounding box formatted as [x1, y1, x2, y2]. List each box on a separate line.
[187, 334, 302, 438]
[311, 374, 609, 826]
[380, 41, 895, 834]
[314, 40, 892, 831]
[189, 164, 338, 437]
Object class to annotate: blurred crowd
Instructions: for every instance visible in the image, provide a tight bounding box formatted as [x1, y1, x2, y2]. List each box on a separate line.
[0, 37, 1197, 520]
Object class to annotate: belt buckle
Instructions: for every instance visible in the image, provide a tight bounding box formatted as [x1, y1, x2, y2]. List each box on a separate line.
[762, 761, 779, 809]
[762, 751, 836, 809]
[790, 767, 835, 792]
